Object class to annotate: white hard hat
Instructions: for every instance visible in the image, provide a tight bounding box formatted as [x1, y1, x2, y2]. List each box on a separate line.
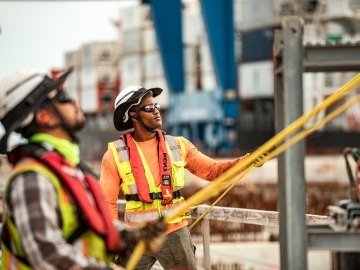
[0, 67, 73, 153]
[113, 85, 162, 131]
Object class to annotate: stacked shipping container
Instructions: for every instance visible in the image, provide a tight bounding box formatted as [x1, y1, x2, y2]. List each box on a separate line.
[64, 41, 120, 115]
[61, 0, 359, 131]
[119, 4, 169, 109]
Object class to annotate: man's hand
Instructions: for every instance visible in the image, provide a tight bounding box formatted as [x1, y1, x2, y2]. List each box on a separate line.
[114, 218, 167, 265]
[253, 152, 268, 167]
[136, 217, 167, 252]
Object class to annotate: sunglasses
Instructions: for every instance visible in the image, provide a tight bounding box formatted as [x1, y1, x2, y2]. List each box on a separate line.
[138, 103, 161, 112]
[53, 90, 74, 104]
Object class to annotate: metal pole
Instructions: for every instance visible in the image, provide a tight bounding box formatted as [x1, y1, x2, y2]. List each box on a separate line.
[201, 217, 211, 270]
[275, 16, 307, 270]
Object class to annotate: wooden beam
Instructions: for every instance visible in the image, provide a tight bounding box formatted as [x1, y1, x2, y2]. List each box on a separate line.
[191, 204, 333, 227]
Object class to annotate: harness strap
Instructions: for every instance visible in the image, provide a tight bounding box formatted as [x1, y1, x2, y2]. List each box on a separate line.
[112, 135, 184, 163]
[125, 190, 183, 202]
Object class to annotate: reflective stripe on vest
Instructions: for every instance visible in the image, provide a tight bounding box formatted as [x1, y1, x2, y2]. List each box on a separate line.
[124, 200, 187, 226]
[1, 160, 111, 269]
[109, 135, 188, 225]
[164, 135, 184, 162]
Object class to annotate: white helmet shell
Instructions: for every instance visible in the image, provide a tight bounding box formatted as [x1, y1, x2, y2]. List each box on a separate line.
[0, 69, 47, 129]
[0, 67, 73, 153]
[114, 85, 143, 109]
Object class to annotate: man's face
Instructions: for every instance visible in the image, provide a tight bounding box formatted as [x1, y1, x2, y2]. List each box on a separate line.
[51, 90, 86, 131]
[136, 95, 162, 130]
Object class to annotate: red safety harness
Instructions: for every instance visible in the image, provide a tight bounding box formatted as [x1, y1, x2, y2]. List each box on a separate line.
[7, 144, 120, 252]
[123, 130, 173, 205]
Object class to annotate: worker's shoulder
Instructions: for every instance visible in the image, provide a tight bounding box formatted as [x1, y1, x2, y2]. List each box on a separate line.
[108, 137, 125, 147]
[9, 158, 57, 189]
[165, 134, 186, 143]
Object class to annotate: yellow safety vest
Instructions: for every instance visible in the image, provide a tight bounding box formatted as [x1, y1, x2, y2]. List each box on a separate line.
[1, 160, 112, 270]
[109, 135, 190, 226]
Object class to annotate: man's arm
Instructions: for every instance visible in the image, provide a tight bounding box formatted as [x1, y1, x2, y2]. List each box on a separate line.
[182, 138, 244, 180]
[99, 149, 121, 220]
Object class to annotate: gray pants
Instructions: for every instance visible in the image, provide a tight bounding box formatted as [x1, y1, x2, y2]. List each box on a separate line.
[133, 226, 196, 270]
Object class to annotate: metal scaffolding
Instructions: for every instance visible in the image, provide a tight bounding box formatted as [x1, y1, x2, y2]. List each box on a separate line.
[273, 16, 360, 270]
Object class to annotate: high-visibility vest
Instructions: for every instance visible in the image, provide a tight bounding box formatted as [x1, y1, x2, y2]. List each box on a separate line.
[1, 160, 113, 270]
[109, 135, 190, 226]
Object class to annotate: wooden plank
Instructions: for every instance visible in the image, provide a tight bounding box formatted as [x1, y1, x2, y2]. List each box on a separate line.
[117, 200, 333, 227]
[191, 204, 333, 227]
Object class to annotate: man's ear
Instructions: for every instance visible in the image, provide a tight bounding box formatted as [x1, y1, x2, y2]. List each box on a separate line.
[129, 111, 137, 119]
[34, 109, 52, 125]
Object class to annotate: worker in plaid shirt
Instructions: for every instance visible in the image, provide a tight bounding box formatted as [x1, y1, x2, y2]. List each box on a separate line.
[0, 67, 166, 270]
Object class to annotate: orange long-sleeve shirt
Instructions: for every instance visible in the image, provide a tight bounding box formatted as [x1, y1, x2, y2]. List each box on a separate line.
[99, 136, 244, 231]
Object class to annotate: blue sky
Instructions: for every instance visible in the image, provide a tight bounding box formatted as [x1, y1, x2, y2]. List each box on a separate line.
[0, 1, 134, 77]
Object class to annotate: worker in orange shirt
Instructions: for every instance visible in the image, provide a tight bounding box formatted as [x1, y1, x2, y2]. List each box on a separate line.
[100, 85, 266, 270]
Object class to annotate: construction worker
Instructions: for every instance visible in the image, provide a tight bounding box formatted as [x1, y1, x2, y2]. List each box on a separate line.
[0, 70, 166, 270]
[99, 85, 267, 269]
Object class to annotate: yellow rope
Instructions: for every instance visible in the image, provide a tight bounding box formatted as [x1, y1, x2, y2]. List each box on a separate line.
[126, 73, 360, 270]
[189, 165, 254, 230]
[188, 93, 360, 230]
[162, 74, 360, 224]
[268, 93, 360, 160]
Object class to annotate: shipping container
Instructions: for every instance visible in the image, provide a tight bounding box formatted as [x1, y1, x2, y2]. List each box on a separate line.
[303, 23, 322, 44]
[241, 28, 274, 63]
[238, 60, 274, 98]
[303, 71, 360, 132]
[184, 43, 214, 75]
[80, 41, 120, 66]
[234, 0, 276, 31]
[143, 51, 164, 78]
[323, 0, 353, 17]
[119, 4, 152, 31]
[273, 0, 360, 19]
[119, 54, 143, 81]
[184, 45, 199, 74]
[185, 71, 216, 93]
[184, 72, 199, 93]
[121, 78, 144, 89]
[64, 50, 81, 68]
[184, 71, 218, 93]
[79, 65, 119, 114]
[142, 27, 158, 51]
[199, 43, 214, 72]
[182, 0, 204, 45]
[80, 66, 97, 86]
[121, 29, 143, 55]
[79, 84, 98, 114]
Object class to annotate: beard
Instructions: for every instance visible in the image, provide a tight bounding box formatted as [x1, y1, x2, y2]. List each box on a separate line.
[72, 117, 86, 132]
[71, 107, 86, 132]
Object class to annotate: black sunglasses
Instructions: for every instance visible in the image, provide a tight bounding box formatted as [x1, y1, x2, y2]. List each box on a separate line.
[138, 103, 161, 113]
[53, 90, 74, 104]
